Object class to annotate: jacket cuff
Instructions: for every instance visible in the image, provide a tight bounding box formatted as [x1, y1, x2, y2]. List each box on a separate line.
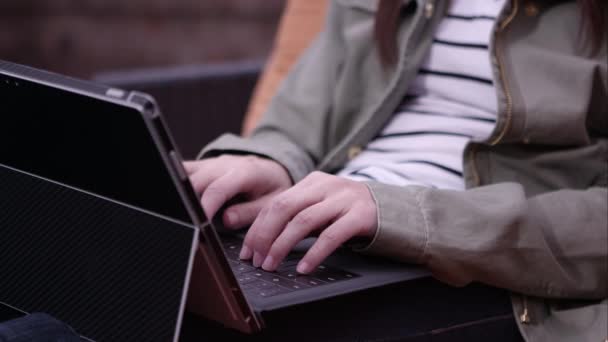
[355, 182, 429, 264]
[198, 133, 315, 183]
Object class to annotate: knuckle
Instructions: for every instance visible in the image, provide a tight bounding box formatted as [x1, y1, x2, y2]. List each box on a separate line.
[307, 171, 327, 182]
[202, 187, 229, 211]
[310, 171, 324, 178]
[258, 205, 270, 219]
[267, 241, 288, 259]
[342, 182, 361, 194]
[335, 188, 353, 199]
[204, 184, 227, 199]
[251, 231, 274, 250]
[270, 197, 290, 212]
[320, 230, 340, 245]
[291, 211, 314, 227]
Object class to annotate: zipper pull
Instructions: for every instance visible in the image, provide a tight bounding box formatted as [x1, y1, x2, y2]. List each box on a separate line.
[519, 309, 530, 324]
[424, 0, 435, 19]
[520, 296, 531, 324]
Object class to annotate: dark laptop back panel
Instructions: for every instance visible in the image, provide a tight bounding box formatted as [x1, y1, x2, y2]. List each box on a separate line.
[0, 62, 201, 340]
[0, 61, 192, 223]
[0, 60, 261, 337]
[0, 164, 197, 341]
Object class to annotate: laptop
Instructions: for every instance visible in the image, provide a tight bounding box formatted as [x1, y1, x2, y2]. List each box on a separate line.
[0, 60, 429, 341]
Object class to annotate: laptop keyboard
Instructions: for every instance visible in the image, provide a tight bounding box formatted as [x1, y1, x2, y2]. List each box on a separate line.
[221, 237, 359, 298]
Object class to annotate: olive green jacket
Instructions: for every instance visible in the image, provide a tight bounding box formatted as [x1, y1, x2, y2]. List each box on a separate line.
[200, 0, 608, 341]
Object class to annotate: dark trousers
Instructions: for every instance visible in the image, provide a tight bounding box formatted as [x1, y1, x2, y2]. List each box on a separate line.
[0, 313, 81, 342]
[181, 278, 525, 342]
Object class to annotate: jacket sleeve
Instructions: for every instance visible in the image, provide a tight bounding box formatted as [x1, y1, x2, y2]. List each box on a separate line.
[359, 180, 608, 300]
[198, 1, 345, 183]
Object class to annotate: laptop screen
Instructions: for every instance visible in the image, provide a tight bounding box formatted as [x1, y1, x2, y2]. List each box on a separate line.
[0, 73, 193, 224]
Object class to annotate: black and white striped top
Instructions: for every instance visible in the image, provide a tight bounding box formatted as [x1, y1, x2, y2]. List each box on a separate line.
[338, 0, 506, 190]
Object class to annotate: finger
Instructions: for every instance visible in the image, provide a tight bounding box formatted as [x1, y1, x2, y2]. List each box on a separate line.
[182, 161, 200, 175]
[238, 202, 270, 261]
[297, 210, 364, 274]
[261, 201, 339, 271]
[188, 163, 224, 194]
[297, 171, 330, 187]
[201, 168, 263, 219]
[243, 183, 326, 267]
[222, 193, 276, 229]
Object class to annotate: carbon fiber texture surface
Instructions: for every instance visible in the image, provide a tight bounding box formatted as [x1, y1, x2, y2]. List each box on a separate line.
[0, 164, 197, 341]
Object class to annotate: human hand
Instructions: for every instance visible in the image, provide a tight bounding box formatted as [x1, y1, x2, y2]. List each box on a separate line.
[239, 171, 378, 274]
[184, 155, 292, 228]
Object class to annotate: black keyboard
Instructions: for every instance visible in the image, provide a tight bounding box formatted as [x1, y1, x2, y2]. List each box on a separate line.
[220, 237, 358, 298]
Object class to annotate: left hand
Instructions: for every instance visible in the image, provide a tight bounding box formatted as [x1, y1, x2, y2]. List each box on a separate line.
[238, 171, 378, 274]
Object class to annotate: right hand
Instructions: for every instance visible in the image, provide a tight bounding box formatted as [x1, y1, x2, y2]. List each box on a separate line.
[183, 155, 292, 229]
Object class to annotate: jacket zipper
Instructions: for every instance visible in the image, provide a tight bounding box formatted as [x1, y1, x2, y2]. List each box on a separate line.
[489, 0, 532, 324]
[489, 0, 519, 146]
[468, 0, 519, 187]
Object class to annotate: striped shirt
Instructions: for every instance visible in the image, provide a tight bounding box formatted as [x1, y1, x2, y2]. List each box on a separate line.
[337, 0, 506, 190]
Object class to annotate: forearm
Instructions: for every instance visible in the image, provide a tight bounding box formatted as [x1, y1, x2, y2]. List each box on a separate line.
[360, 182, 608, 299]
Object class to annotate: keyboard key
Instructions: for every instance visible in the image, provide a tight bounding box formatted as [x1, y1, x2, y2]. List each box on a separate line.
[226, 243, 239, 250]
[259, 273, 300, 289]
[276, 269, 298, 279]
[315, 274, 338, 283]
[253, 281, 277, 290]
[294, 275, 326, 287]
[249, 271, 265, 279]
[233, 264, 255, 274]
[221, 236, 359, 297]
[282, 282, 310, 291]
[236, 274, 260, 285]
[258, 286, 289, 298]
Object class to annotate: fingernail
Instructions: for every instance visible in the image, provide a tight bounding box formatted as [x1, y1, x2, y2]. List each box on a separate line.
[261, 255, 275, 271]
[239, 245, 252, 260]
[253, 251, 263, 268]
[297, 261, 310, 274]
[226, 211, 239, 227]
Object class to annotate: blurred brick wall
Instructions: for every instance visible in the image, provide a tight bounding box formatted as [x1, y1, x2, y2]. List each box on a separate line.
[0, 0, 284, 78]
